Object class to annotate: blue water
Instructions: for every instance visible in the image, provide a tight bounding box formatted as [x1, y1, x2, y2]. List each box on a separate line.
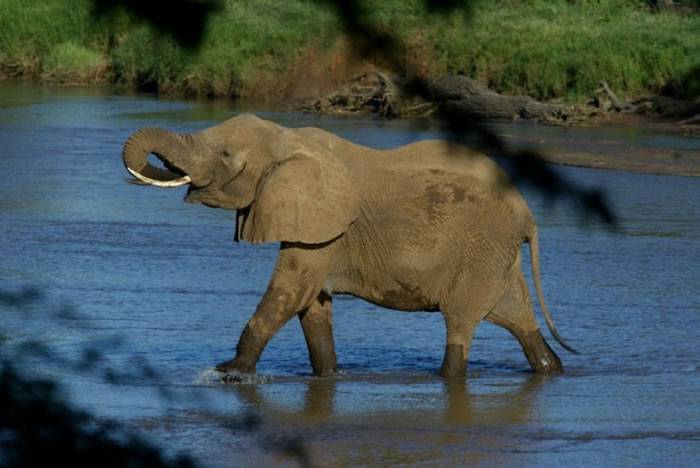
[1, 82, 699, 466]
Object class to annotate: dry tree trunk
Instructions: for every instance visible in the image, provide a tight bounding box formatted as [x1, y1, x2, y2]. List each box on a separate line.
[429, 75, 576, 124]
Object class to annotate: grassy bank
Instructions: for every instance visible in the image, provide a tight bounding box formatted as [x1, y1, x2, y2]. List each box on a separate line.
[1, 0, 698, 103]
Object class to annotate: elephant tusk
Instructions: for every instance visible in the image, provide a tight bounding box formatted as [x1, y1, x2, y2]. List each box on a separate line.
[127, 167, 192, 187]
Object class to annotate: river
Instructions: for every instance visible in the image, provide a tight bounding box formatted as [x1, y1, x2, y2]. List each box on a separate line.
[1, 82, 699, 466]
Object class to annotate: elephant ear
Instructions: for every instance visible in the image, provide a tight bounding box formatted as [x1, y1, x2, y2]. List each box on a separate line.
[239, 153, 359, 244]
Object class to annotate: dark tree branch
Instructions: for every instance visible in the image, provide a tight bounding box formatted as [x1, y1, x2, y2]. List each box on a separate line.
[92, 0, 618, 225]
[92, 0, 223, 49]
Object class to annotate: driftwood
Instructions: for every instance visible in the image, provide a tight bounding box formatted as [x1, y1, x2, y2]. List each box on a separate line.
[678, 113, 700, 125]
[595, 80, 700, 127]
[297, 73, 580, 124]
[296, 72, 698, 129]
[594, 81, 636, 112]
[296, 71, 582, 124]
[296, 71, 405, 117]
[429, 75, 578, 124]
[648, 0, 699, 14]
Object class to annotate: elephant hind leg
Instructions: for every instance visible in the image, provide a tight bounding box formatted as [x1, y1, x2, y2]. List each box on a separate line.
[438, 280, 506, 378]
[439, 315, 477, 378]
[486, 267, 563, 374]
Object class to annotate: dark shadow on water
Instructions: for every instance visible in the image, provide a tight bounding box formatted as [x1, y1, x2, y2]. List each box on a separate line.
[0, 287, 199, 466]
[0, 287, 308, 467]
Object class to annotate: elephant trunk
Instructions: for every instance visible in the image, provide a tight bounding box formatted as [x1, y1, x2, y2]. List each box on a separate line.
[123, 128, 193, 187]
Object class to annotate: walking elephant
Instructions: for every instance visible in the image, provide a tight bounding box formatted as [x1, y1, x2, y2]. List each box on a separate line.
[122, 114, 575, 378]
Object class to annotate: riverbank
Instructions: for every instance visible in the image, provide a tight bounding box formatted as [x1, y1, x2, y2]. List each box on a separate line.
[0, 78, 696, 177]
[499, 115, 700, 177]
[2, 0, 699, 106]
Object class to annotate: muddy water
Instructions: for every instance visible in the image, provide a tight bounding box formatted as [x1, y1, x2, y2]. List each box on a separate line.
[1, 82, 699, 466]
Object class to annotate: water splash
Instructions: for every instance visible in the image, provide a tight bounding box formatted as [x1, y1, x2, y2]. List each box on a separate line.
[194, 368, 271, 385]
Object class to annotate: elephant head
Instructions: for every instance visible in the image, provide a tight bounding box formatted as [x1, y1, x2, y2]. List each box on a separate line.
[123, 114, 359, 244]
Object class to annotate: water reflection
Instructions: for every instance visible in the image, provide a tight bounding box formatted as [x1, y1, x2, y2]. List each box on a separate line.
[228, 374, 547, 465]
[442, 375, 545, 425]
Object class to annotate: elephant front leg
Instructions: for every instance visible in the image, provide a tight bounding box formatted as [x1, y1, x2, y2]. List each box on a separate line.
[299, 292, 337, 376]
[216, 243, 333, 375]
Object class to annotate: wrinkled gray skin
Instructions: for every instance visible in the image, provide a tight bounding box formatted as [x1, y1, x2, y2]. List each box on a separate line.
[123, 114, 575, 378]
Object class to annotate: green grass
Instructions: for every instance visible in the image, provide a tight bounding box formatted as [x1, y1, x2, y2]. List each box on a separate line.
[1, 0, 698, 103]
[107, 1, 340, 96]
[42, 42, 107, 82]
[428, 0, 700, 101]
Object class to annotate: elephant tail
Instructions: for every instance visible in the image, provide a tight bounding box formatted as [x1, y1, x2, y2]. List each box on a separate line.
[527, 226, 579, 354]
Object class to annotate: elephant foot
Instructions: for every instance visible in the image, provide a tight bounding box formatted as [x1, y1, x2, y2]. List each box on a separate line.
[312, 367, 338, 378]
[216, 357, 256, 375]
[216, 360, 259, 384]
[439, 344, 467, 378]
[309, 351, 337, 377]
[219, 371, 258, 384]
[520, 330, 563, 374]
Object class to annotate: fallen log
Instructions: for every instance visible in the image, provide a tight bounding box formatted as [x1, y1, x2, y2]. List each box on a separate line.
[678, 113, 700, 125]
[295, 72, 598, 125]
[429, 75, 578, 124]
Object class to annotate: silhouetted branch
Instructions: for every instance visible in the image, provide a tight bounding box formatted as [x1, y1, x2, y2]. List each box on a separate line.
[314, 0, 617, 225]
[1, 286, 316, 466]
[92, 0, 223, 49]
[0, 286, 43, 307]
[0, 362, 197, 467]
[90, 0, 617, 224]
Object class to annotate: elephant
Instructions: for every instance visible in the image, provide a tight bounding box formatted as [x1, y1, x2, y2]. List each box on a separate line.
[122, 113, 575, 378]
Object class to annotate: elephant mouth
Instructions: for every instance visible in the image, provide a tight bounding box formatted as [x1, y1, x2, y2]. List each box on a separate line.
[221, 161, 247, 191]
[184, 161, 248, 209]
[127, 152, 193, 188]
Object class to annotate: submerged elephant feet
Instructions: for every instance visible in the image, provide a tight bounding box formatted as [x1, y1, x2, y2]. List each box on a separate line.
[519, 330, 563, 374]
[215, 357, 256, 380]
[216, 360, 259, 384]
[439, 344, 468, 378]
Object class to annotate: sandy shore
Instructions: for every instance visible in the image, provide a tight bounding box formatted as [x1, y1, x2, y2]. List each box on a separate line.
[499, 115, 700, 177]
[538, 146, 699, 177]
[296, 73, 699, 177]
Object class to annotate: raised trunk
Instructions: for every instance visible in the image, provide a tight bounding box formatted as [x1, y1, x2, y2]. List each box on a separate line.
[122, 128, 193, 186]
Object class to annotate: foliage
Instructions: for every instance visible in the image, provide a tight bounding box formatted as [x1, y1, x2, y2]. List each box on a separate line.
[0, 0, 697, 101]
[108, 0, 339, 96]
[430, 0, 700, 101]
[0, 364, 196, 467]
[0, 287, 197, 467]
[41, 42, 107, 82]
[0, 286, 314, 467]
